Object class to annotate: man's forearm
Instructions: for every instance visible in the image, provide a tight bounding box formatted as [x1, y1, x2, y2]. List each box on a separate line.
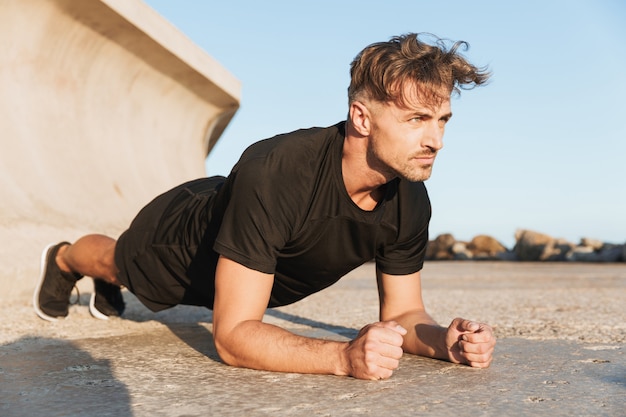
[391, 311, 449, 360]
[214, 320, 350, 376]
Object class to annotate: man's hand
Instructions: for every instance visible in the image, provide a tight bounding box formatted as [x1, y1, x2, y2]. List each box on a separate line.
[445, 318, 495, 368]
[343, 321, 407, 380]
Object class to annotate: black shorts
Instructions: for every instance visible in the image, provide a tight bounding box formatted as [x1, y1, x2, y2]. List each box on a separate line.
[115, 177, 225, 312]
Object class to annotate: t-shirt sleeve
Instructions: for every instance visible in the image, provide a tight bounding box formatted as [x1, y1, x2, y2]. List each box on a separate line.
[375, 181, 431, 275]
[375, 222, 429, 275]
[212, 157, 297, 274]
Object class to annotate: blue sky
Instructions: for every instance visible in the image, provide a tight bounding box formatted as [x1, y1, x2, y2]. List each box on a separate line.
[144, 0, 625, 248]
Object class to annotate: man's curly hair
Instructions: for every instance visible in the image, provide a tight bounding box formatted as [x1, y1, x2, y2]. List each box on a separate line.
[348, 33, 490, 108]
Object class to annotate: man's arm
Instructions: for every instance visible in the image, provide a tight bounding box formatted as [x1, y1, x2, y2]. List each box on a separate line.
[377, 268, 495, 368]
[212, 256, 406, 379]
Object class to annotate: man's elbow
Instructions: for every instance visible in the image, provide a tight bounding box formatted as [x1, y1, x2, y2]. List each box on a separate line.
[213, 333, 241, 367]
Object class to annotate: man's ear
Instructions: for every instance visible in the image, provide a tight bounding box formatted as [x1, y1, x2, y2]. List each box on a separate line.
[348, 101, 371, 136]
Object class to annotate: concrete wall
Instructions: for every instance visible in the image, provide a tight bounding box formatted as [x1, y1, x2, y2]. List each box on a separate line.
[0, 0, 241, 300]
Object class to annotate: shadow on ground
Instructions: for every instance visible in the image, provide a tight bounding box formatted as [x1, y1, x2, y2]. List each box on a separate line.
[0, 337, 132, 417]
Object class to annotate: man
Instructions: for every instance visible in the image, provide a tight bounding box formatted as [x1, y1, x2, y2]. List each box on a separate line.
[34, 33, 495, 380]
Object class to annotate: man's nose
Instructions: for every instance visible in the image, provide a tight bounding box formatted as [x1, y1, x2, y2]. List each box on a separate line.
[424, 121, 444, 151]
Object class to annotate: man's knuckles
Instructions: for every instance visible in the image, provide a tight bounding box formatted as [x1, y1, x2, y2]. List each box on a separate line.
[362, 334, 403, 355]
[460, 340, 492, 355]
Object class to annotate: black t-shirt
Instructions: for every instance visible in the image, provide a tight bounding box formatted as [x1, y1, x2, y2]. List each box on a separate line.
[209, 121, 431, 307]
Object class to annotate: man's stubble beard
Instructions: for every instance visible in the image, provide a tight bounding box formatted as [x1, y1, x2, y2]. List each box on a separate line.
[367, 142, 435, 183]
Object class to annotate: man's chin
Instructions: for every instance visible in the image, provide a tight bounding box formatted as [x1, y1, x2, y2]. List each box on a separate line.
[402, 167, 433, 182]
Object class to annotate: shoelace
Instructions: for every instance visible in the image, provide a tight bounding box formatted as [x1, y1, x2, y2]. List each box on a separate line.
[69, 285, 81, 306]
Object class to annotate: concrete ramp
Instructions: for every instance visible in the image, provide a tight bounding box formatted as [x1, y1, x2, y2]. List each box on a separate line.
[0, 0, 240, 299]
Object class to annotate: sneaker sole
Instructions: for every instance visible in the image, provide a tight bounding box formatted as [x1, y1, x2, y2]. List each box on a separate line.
[88, 292, 110, 321]
[33, 243, 62, 322]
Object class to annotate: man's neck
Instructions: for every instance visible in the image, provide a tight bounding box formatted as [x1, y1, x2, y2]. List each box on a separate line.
[341, 122, 392, 211]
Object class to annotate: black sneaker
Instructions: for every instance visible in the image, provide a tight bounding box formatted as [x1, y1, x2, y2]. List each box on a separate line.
[89, 280, 125, 320]
[33, 242, 83, 322]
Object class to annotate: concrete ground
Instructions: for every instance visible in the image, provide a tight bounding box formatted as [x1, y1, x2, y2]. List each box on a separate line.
[1, 261, 624, 416]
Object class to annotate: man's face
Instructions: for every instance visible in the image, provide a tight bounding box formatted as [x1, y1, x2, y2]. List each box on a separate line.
[365, 89, 452, 182]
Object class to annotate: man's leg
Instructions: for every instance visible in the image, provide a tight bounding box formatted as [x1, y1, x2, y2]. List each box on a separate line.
[57, 234, 120, 284]
[59, 235, 126, 320]
[36, 178, 223, 320]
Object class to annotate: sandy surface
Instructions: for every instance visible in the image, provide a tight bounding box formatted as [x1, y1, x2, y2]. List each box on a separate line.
[2, 261, 624, 345]
[1, 261, 624, 416]
[278, 261, 626, 344]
